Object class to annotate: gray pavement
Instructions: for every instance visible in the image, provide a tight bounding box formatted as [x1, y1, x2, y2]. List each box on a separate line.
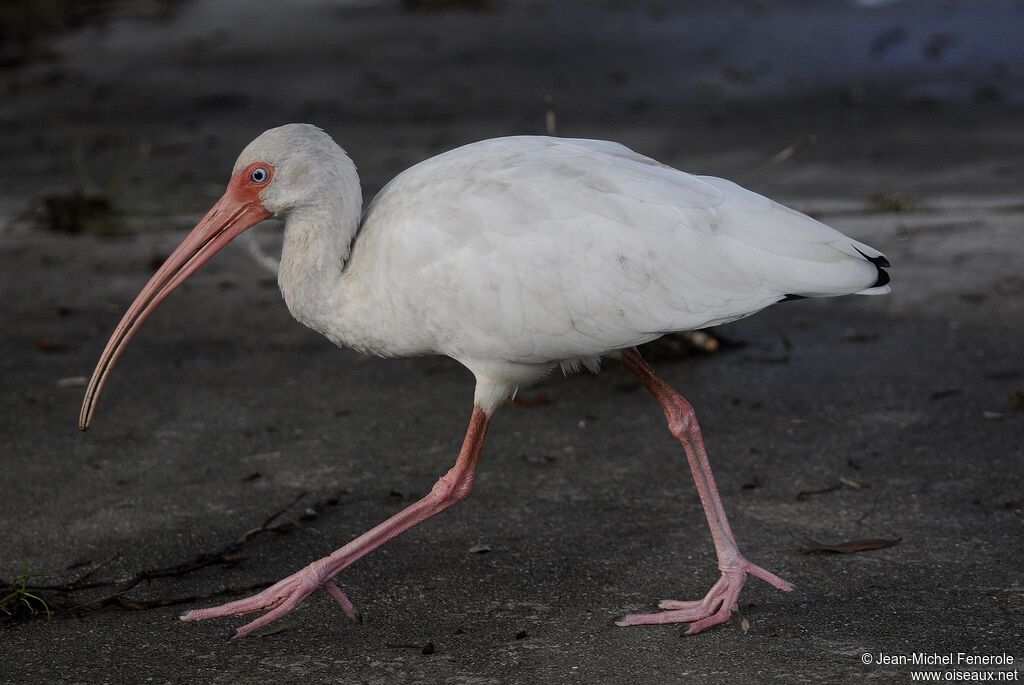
[1, 1, 1022, 683]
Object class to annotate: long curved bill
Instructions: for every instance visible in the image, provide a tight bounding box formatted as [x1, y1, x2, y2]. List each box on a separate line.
[79, 193, 270, 430]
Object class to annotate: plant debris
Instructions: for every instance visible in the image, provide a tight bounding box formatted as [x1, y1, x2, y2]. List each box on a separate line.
[797, 478, 867, 500]
[838, 477, 865, 491]
[0, 540, 54, 621]
[0, 491, 345, 622]
[802, 538, 901, 555]
[734, 603, 750, 634]
[642, 330, 736, 361]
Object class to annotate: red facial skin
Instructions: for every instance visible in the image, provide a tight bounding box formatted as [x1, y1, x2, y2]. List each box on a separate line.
[78, 162, 275, 430]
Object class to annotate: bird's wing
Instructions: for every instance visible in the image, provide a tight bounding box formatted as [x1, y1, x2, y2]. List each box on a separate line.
[358, 137, 886, 364]
[696, 176, 889, 297]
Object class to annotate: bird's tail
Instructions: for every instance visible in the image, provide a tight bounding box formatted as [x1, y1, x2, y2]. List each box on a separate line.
[849, 241, 891, 295]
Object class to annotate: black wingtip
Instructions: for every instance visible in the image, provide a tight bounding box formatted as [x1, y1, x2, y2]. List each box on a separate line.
[853, 247, 891, 288]
[779, 294, 807, 303]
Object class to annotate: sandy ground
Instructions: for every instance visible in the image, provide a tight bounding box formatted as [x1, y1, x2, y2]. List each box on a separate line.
[1, 1, 1022, 683]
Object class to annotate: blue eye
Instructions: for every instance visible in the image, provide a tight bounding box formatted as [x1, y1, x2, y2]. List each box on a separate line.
[250, 167, 269, 183]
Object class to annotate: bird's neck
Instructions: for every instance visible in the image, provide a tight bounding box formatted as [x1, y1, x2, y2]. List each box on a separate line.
[278, 179, 362, 336]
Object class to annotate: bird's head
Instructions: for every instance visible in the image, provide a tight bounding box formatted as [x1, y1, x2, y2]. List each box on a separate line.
[233, 123, 354, 218]
[78, 123, 350, 430]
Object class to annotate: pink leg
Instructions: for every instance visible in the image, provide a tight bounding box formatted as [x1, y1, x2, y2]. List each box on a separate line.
[614, 348, 793, 634]
[181, 406, 491, 638]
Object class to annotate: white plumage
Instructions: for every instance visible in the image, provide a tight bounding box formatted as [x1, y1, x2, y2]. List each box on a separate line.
[80, 124, 890, 639]
[262, 130, 888, 410]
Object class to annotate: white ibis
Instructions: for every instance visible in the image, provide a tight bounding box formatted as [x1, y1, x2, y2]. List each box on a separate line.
[79, 124, 890, 639]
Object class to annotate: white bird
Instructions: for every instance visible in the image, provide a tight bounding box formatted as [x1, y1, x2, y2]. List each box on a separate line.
[79, 124, 890, 639]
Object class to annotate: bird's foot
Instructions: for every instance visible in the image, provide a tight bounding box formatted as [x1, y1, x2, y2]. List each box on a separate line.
[615, 558, 793, 635]
[180, 560, 360, 639]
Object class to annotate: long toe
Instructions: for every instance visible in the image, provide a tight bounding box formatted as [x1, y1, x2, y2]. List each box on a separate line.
[232, 592, 308, 639]
[746, 562, 795, 592]
[683, 602, 736, 635]
[180, 588, 288, 621]
[657, 598, 706, 611]
[655, 575, 728, 611]
[615, 600, 724, 626]
[616, 560, 791, 633]
[179, 563, 332, 635]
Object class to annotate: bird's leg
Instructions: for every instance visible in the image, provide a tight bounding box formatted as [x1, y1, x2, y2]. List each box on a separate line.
[181, 406, 491, 639]
[614, 348, 793, 634]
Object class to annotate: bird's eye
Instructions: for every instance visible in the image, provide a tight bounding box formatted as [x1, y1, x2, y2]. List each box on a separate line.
[250, 167, 269, 184]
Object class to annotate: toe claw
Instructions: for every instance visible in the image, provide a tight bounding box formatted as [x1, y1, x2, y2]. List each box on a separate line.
[324, 582, 361, 623]
[746, 562, 795, 592]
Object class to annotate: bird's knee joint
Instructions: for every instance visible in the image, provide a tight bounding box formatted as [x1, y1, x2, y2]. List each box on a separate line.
[430, 473, 474, 504]
[449, 480, 473, 503]
[668, 418, 694, 441]
[667, 408, 698, 440]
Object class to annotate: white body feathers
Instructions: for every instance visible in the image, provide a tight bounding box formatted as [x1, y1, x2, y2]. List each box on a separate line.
[250, 129, 889, 411]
